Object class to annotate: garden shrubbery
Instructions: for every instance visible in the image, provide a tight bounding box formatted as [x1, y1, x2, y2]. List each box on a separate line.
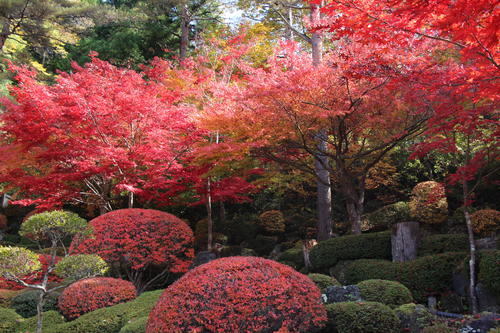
[477, 250, 500, 297]
[11, 289, 60, 318]
[418, 234, 469, 256]
[0, 306, 22, 333]
[409, 181, 448, 225]
[58, 277, 137, 320]
[357, 279, 413, 308]
[310, 232, 391, 270]
[471, 209, 500, 236]
[362, 201, 410, 232]
[323, 301, 400, 333]
[308, 273, 340, 291]
[258, 210, 286, 235]
[146, 257, 327, 332]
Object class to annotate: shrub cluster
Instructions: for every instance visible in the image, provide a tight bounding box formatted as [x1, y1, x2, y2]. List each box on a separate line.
[477, 250, 499, 297]
[15, 310, 66, 332]
[419, 234, 469, 256]
[58, 277, 137, 320]
[11, 289, 60, 318]
[277, 245, 304, 270]
[357, 279, 413, 308]
[409, 181, 448, 224]
[471, 209, 499, 236]
[146, 257, 327, 332]
[395, 303, 434, 333]
[0, 307, 22, 333]
[323, 301, 400, 333]
[308, 273, 340, 291]
[258, 210, 286, 235]
[310, 232, 391, 270]
[362, 202, 410, 232]
[343, 252, 467, 302]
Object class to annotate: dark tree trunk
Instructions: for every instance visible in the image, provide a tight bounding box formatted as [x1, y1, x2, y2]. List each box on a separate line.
[463, 183, 478, 313]
[179, 3, 190, 61]
[0, 21, 10, 53]
[339, 171, 365, 235]
[205, 179, 213, 251]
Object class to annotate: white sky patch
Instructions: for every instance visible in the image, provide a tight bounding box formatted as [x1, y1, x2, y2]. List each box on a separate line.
[221, 0, 243, 26]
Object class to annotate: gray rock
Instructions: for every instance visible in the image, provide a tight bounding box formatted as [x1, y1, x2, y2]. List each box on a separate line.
[476, 283, 498, 313]
[476, 235, 498, 250]
[324, 285, 362, 304]
[190, 251, 217, 268]
[461, 313, 500, 333]
[395, 303, 434, 333]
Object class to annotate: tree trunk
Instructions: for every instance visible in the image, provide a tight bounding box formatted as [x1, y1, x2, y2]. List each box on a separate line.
[463, 183, 478, 313]
[36, 292, 45, 333]
[128, 192, 134, 208]
[179, 3, 190, 61]
[311, 2, 332, 241]
[205, 179, 213, 251]
[219, 201, 226, 224]
[339, 170, 365, 235]
[287, 6, 294, 40]
[391, 222, 419, 262]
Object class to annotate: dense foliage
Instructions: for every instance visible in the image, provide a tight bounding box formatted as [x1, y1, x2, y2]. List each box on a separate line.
[58, 277, 137, 320]
[147, 257, 327, 332]
[357, 279, 413, 308]
[409, 181, 448, 225]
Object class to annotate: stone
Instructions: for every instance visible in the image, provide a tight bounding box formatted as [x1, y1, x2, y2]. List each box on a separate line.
[324, 285, 362, 304]
[392, 221, 419, 262]
[190, 251, 217, 269]
[475, 283, 498, 313]
[268, 244, 282, 260]
[461, 313, 500, 333]
[395, 303, 434, 333]
[427, 296, 437, 312]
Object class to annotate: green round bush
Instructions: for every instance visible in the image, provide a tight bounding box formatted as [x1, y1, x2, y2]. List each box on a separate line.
[324, 301, 399, 333]
[357, 279, 413, 308]
[308, 273, 340, 291]
[54, 254, 108, 281]
[11, 289, 60, 318]
[0, 307, 22, 332]
[395, 303, 434, 332]
[258, 210, 286, 235]
[20, 210, 88, 241]
[277, 246, 304, 270]
[362, 202, 410, 232]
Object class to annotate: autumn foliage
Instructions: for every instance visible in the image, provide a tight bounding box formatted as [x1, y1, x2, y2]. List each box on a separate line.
[0, 254, 62, 291]
[146, 257, 327, 332]
[71, 209, 194, 291]
[409, 181, 448, 225]
[58, 277, 136, 320]
[471, 209, 500, 236]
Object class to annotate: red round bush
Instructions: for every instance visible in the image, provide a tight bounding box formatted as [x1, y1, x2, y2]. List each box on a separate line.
[70, 209, 194, 291]
[58, 277, 136, 320]
[146, 257, 327, 333]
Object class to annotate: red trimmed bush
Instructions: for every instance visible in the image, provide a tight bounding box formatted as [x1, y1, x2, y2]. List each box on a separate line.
[58, 277, 136, 320]
[71, 209, 194, 291]
[146, 257, 327, 333]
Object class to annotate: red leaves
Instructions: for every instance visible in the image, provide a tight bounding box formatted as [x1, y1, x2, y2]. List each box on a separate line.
[70, 209, 194, 288]
[58, 277, 136, 320]
[146, 257, 327, 333]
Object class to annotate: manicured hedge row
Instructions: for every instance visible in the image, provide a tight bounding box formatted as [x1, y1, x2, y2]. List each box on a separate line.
[418, 234, 469, 256]
[45, 289, 162, 333]
[478, 250, 499, 297]
[343, 252, 467, 302]
[310, 232, 391, 270]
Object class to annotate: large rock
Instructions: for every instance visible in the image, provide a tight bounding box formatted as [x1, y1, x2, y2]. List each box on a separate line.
[324, 285, 362, 304]
[190, 251, 217, 268]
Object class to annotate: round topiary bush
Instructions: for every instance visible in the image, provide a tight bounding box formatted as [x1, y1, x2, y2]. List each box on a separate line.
[0, 306, 22, 333]
[471, 209, 500, 236]
[409, 181, 448, 225]
[146, 257, 327, 332]
[58, 277, 137, 320]
[357, 279, 413, 308]
[258, 210, 286, 235]
[70, 209, 194, 292]
[362, 202, 410, 232]
[11, 289, 61, 318]
[324, 301, 400, 333]
[308, 273, 341, 291]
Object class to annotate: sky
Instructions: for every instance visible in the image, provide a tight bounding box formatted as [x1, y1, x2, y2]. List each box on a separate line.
[220, 0, 244, 26]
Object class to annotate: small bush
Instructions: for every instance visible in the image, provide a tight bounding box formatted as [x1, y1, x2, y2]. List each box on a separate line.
[357, 279, 413, 308]
[277, 246, 304, 270]
[419, 234, 469, 256]
[119, 316, 148, 333]
[58, 277, 137, 320]
[343, 252, 466, 302]
[324, 301, 399, 333]
[54, 254, 108, 281]
[46, 289, 162, 333]
[478, 250, 500, 297]
[146, 257, 327, 332]
[471, 209, 500, 236]
[0, 307, 22, 333]
[310, 232, 391, 270]
[247, 234, 278, 256]
[258, 210, 286, 235]
[15, 310, 66, 332]
[20, 210, 88, 241]
[409, 181, 448, 225]
[11, 289, 60, 318]
[308, 273, 340, 291]
[362, 202, 410, 232]
[395, 303, 434, 333]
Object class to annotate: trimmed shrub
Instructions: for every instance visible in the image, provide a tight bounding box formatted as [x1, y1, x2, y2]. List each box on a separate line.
[247, 234, 278, 256]
[478, 250, 500, 297]
[310, 232, 391, 270]
[395, 303, 434, 333]
[70, 209, 194, 291]
[409, 181, 448, 225]
[119, 316, 148, 333]
[277, 246, 304, 270]
[146, 257, 327, 332]
[324, 301, 399, 333]
[419, 234, 469, 256]
[11, 289, 60, 318]
[362, 202, 410, 232]
[308, 273, 340, 291]
[15, 310, 65, 332]
[20, 210, 88, 241]
[471, 209, 500, 236]
[258, 210, 286, 235]
[0, 254, 62, 291]
[0, 307, 22, 333]
[46, 289, 162, 333]
[357, 279, 413, 308]
[54, 254, 108, 281]
[58, 277, 137, 320]
[344, 252, 467, 302]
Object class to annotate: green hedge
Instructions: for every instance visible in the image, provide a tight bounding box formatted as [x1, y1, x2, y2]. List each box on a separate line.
[0, 307, 22, 333]
[343, 252, 467, 302]
[45, 289, 163, 333]
[119, 316, 148, 333]
[357, 279, 413, 308]
[308, 273, 340, 291]
[478, 250, 500, 297]
[310, 232, 391, 270]
[323, 301, 399, 333]
[419, 234, 469, 256]
[277, 247, 304, 270]
[362, 202, 410, 232]
[11, 289, 60, 318]
[15, 310, 66, 332]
